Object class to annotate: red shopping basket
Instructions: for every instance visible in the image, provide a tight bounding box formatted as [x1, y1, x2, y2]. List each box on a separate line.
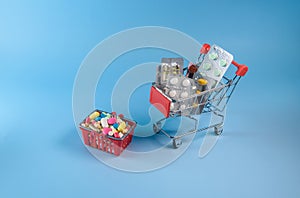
[79, 110, 136, 156]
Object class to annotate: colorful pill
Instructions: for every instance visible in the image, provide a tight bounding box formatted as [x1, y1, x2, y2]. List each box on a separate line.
[100, 112, 106, 118]
[101, 118, 109, 128]
[108, 117, 116, 125]
[111, 126, 117, 133]
[93, 122, 100, 128]
[119, 133, 124, 138]
[117, 117, 123, 124]
[89, 111, 100, 120]
[114, 132, 120, 138]
[108, 131, 114, 136]
[102, 127, 111, 135]
[197, 78, 208, 85]
[85, 117, 90, 124]
[123, 128, 129, 133]
[118, 121, 126, 132]
[101, 112, 109, 117]
[95, 116, 101, 121]
[113, 123, 119, 129]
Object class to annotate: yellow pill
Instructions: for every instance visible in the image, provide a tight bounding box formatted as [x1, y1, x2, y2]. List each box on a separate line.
[197, 79, 208, 85]
[123, 128, 129, 134]
[196, 90, 201, 94]
[118, 121, 126, 131]
[89, 111, 100, 120]
[192, 103, 198, 108]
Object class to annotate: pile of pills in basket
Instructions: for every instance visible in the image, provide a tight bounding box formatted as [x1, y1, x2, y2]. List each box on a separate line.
[80, 111, 130, 139]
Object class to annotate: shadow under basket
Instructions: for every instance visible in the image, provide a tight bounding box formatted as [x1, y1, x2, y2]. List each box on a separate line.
[79, 112, 136, 156]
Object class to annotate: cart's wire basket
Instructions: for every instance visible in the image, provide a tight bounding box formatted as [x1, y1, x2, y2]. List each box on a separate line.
[151, 74, 241, 118]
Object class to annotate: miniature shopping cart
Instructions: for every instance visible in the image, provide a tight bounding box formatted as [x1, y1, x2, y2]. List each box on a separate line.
[149, 43, 248, 148]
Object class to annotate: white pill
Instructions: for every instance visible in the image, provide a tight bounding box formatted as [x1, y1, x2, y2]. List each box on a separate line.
[182, 79, 191, 87]
[170, 103, 174, 110]
[180, 91, 188, 98]
[100, 118, 109, 128]
[108, 131, 114, 136]
[180, 104, 186, 110]
[170, 77, 178, 85]
[169, 90, 177, 98]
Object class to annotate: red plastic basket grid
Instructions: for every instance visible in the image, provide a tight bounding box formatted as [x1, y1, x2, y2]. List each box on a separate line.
[79, 110, 136, 156]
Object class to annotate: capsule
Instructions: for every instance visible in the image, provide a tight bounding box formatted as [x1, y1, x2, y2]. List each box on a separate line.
[197, 78, 208, 86]
[89, 111, 100, 120]
[117, 121, 126, 132]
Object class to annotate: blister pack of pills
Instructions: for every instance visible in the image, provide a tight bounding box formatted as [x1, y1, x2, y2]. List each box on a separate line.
[197, 45, 233, 89]
[161, 58, 184, 73]
[164, 76, 197, 113]
[166, 76, 195, 100]
[155, 58, 184, 88]
[167, 76, 195, 90]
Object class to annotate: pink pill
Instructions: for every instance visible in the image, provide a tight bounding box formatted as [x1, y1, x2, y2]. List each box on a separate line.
[114, 132, 120, 138]
[102, 127, 112, 135]
[107, 118, 116, 125]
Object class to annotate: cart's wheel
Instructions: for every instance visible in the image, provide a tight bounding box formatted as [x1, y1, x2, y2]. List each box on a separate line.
[214, 126, 223, 135]
[172, 138, 182, 149]
[153, 122, 161, 134]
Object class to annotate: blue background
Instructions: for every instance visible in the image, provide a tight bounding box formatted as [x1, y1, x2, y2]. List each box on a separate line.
[1, 0, 300, 197]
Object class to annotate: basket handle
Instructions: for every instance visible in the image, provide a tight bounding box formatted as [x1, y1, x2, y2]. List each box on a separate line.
[200, 43, 248, 77]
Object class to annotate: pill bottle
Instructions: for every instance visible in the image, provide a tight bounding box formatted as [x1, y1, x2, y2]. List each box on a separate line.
[186, 64, 198, 79]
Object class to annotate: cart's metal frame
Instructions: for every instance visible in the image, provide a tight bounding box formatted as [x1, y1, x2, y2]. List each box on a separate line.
[151, 43, 248, 148]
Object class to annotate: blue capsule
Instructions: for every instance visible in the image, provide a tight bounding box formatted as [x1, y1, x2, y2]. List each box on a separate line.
[113, 123, 119, 129]
[95, 116, 101, 121]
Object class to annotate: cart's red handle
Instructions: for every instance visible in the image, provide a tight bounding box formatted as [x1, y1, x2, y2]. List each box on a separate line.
[200, 43, 211, 54]
[231, 60, 248, 77]
[200, 43, 248, 77]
